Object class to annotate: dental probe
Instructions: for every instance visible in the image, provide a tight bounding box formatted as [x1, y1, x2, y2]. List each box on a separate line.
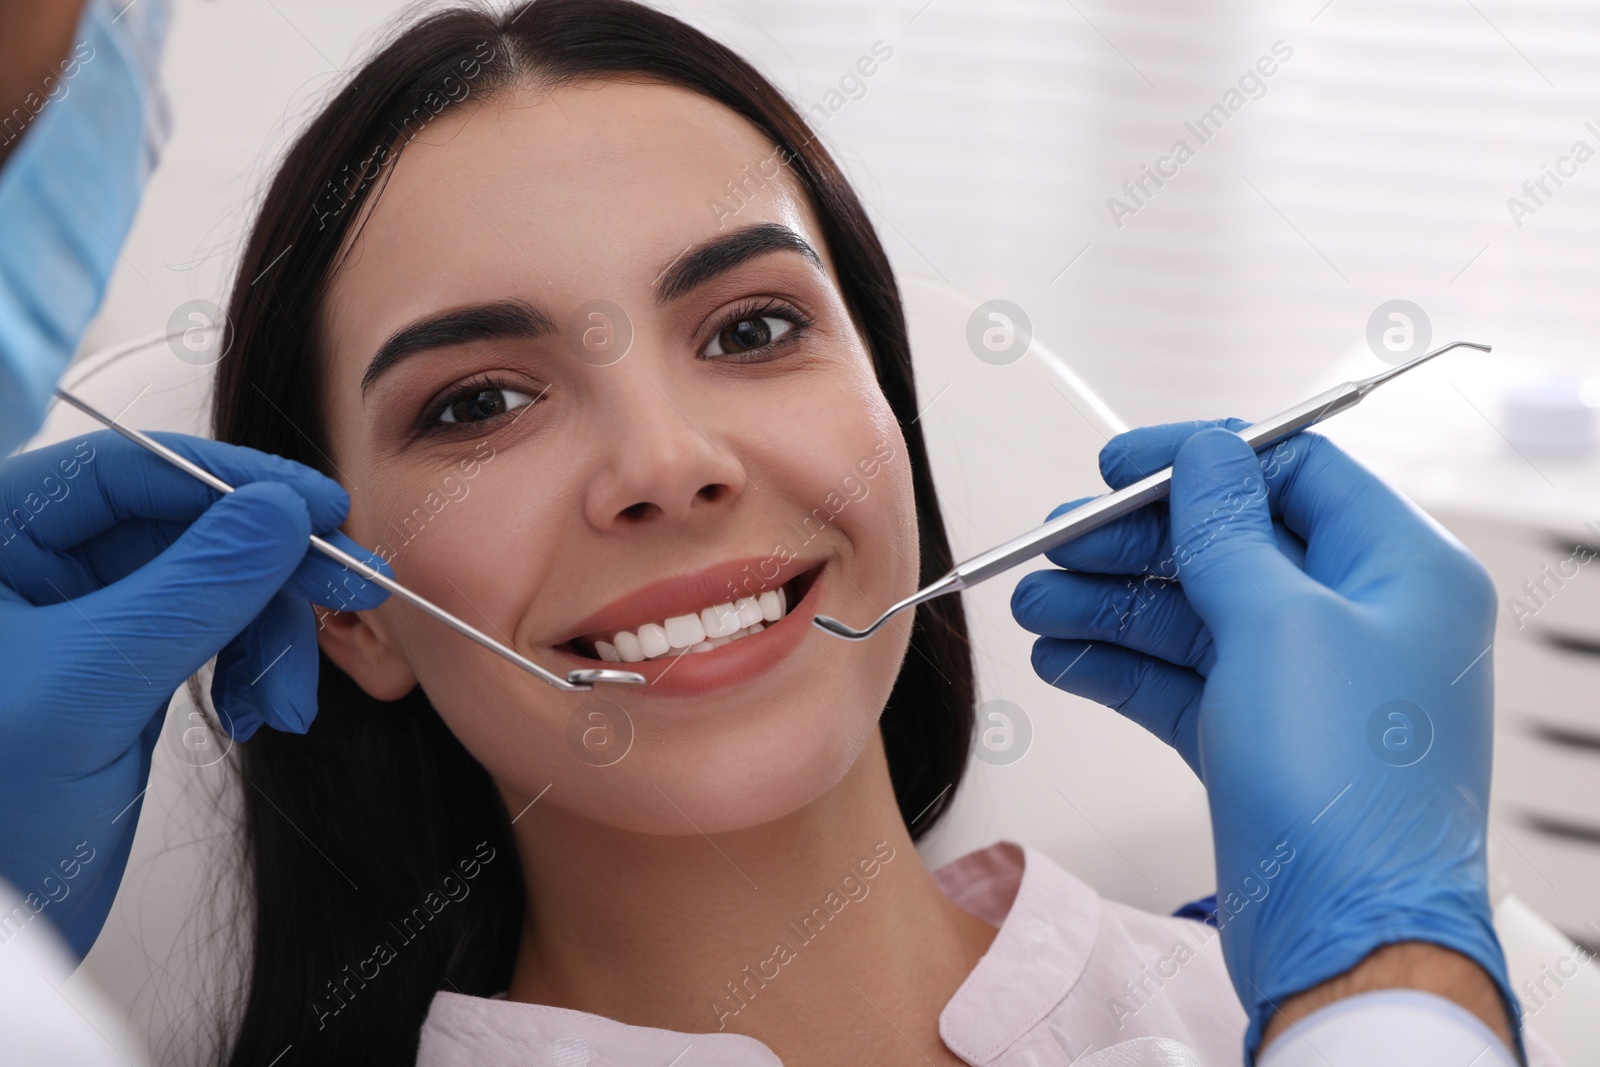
[52, 387, 646, 692]
[814, 340, 1490, 642]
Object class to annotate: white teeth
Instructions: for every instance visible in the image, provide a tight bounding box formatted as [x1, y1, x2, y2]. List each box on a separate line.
[637, 622, 670, 658]
[585, 582, 795, 661]
[664, 613, 706, 649]
[613, 630, 644, 663]
[701, 602, 741, 638]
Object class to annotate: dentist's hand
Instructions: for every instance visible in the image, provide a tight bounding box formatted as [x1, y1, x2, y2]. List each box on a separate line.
[0, 431, 389, 959]
[1011, 420, 1518, 1062]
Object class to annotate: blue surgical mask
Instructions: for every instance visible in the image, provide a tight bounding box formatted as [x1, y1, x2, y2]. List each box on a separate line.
[0, 0, 172, 455]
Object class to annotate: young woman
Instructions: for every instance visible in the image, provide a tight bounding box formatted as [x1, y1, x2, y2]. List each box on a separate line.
[209, 2, 1247, 1063]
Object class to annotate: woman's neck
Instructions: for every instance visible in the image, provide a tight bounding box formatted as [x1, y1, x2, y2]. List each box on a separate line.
[505, 731, 996, 1066]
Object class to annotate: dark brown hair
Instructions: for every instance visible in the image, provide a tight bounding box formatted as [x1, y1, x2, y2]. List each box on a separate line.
[211, 2, 974, 1062]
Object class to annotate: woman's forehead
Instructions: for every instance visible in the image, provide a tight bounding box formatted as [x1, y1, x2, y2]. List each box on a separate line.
[322, 79, 825, 356]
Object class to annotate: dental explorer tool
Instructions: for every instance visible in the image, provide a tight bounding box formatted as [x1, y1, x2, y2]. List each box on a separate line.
[814, 340, 1490, 641]
[51, 387, 645, 692]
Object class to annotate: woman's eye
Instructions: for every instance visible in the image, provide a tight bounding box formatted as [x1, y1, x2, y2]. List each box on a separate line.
[437, 387, 534, 425]
[702, 314, 795, 359]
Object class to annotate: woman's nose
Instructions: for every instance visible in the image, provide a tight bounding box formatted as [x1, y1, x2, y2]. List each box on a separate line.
[581, 371, 750, 531]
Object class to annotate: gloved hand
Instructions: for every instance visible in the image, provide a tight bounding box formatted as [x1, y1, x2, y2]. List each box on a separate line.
[1011, 420, 1520, 1063]
[0, 430, 389, 959]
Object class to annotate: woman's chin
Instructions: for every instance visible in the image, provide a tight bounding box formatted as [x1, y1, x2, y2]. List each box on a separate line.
[450, 555, 909, 837]
[520, 688, 881, 838]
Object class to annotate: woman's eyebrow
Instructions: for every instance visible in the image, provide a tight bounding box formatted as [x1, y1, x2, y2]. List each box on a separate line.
[654, 222, 824, 303]
[361, 299, 556, 395]
[359, 226, 821, 393]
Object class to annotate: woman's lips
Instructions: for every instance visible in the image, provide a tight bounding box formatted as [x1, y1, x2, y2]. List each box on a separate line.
[553, 561, 827, 698]
[554, 554, 820, 648]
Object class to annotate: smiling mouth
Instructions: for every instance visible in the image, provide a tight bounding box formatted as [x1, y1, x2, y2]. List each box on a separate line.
[560, 563, 823, 663]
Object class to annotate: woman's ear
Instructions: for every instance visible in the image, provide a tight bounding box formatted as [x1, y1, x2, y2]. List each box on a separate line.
[314, 606, 418, 701]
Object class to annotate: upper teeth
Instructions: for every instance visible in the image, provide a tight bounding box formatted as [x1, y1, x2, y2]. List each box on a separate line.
[593, 588, 788, 662]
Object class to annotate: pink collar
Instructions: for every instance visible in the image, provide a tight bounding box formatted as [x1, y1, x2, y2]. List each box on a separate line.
[419, 841, 1101, 1066]
[934, 842, 1100, 1062]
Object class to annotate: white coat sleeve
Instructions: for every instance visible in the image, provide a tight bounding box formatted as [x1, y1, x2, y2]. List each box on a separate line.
[1258, 989, 1530, 1067]
[0, 877, 148, 1066]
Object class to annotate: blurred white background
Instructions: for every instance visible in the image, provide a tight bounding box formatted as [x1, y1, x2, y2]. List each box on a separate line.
[60, 0, 1600, 1062]
[93, 0, 1600, 426]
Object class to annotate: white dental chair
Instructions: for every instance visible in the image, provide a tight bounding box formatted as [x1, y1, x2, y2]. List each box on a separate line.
[26, 270, 1599, 1065]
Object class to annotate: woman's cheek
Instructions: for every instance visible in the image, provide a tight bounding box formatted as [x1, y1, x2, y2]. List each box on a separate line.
[371, 462, 566, 693]
[852, 413, 919, 599]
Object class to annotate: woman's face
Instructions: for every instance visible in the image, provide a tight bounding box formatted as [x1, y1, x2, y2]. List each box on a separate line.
[314, 79, 920, 834]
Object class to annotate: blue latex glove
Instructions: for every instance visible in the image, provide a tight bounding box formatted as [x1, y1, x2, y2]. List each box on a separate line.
[1011, 420, 1520, 1064]
[0, 431, 389, 959]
